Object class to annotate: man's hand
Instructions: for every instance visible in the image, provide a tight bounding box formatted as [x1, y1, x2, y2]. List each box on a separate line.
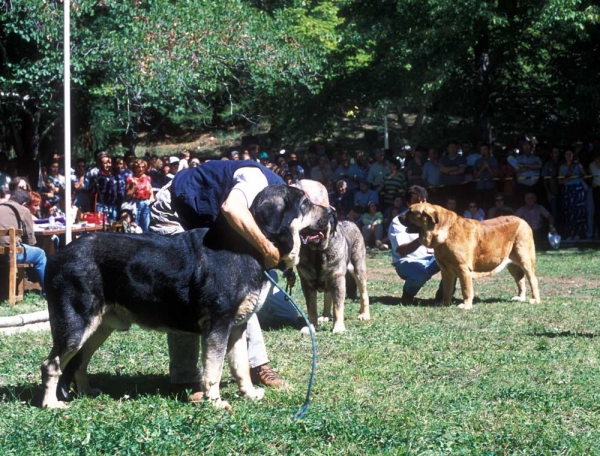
[264, 243, 280, 269]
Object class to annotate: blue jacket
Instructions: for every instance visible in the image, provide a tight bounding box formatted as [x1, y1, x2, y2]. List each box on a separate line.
[171, 161, 284, 228]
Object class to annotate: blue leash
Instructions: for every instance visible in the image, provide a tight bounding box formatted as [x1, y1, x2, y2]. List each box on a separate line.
[263, 270, 316, 419]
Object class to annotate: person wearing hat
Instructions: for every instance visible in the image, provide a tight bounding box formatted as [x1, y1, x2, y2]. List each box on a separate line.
[230, 150, 240, 161]
[166, 157, 180, 180]
[258, 151, 270, 166]
[388, 185, 453, 304]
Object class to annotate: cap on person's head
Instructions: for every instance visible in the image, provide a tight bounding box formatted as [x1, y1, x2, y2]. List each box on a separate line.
[169, 156, 180, 165]
[230, 151, 239, 159]
[259, 151, 270, 160]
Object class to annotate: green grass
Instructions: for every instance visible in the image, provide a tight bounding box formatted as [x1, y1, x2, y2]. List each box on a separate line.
[1, 248, 600, 454]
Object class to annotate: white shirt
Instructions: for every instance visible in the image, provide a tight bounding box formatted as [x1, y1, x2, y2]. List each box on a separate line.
[231, 167, 269, 208]
[388, 216, 433, 264]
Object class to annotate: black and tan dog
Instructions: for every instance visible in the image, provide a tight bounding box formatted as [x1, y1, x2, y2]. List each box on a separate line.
[40, 185, 331, 409]
[293, 180, 370, 334]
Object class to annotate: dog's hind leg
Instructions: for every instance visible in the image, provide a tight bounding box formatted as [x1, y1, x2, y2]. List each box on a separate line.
[227, 324, 264, 402]
[300, 277, 319, 334]
[349, 261, 370, 321]
[507, 263, 527, 302]
[41, 314, 103, 408]
[201, 325, 231, 409]
[72, 322, 114, 397]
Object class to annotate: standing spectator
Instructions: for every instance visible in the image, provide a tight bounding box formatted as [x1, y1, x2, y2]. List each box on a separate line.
[367, 149, 389, 193]
[42, 160, 66, 216]
[439, 141, 467, 203]
[380, 158, 407, 209]
[589, 153, 600, 239]
[445, 196, 458, 213]
[497, 149, 519, 207]
[91, 154, 121, 222]
[515, 140, 542, 201]
[258, 151, 271, 167]
[487, 194, 514, 219]
[8, 176, 31, 194]
[515, 192, 555, 247]
[310, 155, 332, 188]
[125, 158, 154, 233]
[166, 157, 180, 180]
[472, 143, 498, 210]
[405, 146, 425, 186]
[0, 153, 11, 192]
[72, 158, 91, 212]
[421, 148, 442, 203]
[559, 148, 587, 240]
[542, 146, 562, 224]
[463, 201, 485, 221]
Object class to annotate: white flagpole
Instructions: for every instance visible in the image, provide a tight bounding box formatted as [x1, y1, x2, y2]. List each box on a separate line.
[64, 0, 72, 244]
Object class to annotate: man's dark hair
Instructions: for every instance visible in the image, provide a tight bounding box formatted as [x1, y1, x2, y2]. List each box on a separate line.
[10, 189, 31, 205]
[408, 185, 428, 201]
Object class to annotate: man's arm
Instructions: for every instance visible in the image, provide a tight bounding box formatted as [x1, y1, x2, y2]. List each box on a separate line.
[221, 189, 280, 269]
[396, 238, 422, 257]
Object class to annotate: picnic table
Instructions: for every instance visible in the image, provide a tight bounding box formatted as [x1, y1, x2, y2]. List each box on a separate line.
[34, 223, 106, 256]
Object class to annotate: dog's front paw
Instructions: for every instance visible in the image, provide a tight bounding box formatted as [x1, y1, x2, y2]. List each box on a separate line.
[246, 388, 265, 401]
[511, 296, 526, 302]
[331, 324, 346, 334]
[457, 303, 473, 310]
[317, 316, 331, 324]
[42, 400, 69, 409]
[210, 398, 232, 410]
[300, 324, 315, 335]
[357, 312, 370, 321]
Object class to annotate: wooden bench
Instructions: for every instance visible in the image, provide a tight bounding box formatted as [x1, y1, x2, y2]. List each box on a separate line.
[0, 228, 37, 306]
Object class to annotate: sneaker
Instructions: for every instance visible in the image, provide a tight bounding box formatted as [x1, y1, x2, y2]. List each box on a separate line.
[376, 240, 389, 250]
[250, 364, 283, 388]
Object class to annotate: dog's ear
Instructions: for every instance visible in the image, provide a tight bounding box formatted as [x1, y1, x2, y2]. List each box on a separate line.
[423, 204, 440, 226]
[328, 206, 338, 235]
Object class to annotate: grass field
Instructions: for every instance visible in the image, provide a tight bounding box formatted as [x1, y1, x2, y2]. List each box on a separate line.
[1, 247, 600, 455]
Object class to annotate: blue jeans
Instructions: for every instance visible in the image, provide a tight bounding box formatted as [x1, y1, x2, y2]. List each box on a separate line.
[136, 200, 151, 233]
[394, 255, 440, 298]
[16, 244, 47, 294]
[96, 203, 118, 223]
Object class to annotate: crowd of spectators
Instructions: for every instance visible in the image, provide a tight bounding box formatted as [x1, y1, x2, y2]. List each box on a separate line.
[1, 135, 599, 246]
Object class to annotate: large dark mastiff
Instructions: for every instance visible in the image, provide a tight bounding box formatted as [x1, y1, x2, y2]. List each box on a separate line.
[293, 181, 370, 334]
[40, 186, 331, 409]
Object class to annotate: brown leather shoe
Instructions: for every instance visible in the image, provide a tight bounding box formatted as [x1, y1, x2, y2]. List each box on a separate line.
[250, 364, 283, 388]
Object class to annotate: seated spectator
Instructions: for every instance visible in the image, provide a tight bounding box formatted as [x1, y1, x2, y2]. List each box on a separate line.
[515, 192, 555, 246]
[361, 201, 384, 248]
[0, 190, 46, 295]
[189, 157, 201, 168]
[258, 151, 271, 167]
[8, 176, 32, 194]
[445, 197, 458, 213]
[329, 180, 353, 221]
[384, 194, 407, 227]
[332, 152, 361, 195]
[119, 209, 143, 234]
[287, 161, 302, 183]
[487, 194, 514, 219]
[354, 180, 379, 211]
[463, 201, 485, 221]
[27, 192, 42, 219]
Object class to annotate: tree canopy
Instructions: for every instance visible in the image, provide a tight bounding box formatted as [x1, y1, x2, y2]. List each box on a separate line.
[0, 0, 598, 166]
